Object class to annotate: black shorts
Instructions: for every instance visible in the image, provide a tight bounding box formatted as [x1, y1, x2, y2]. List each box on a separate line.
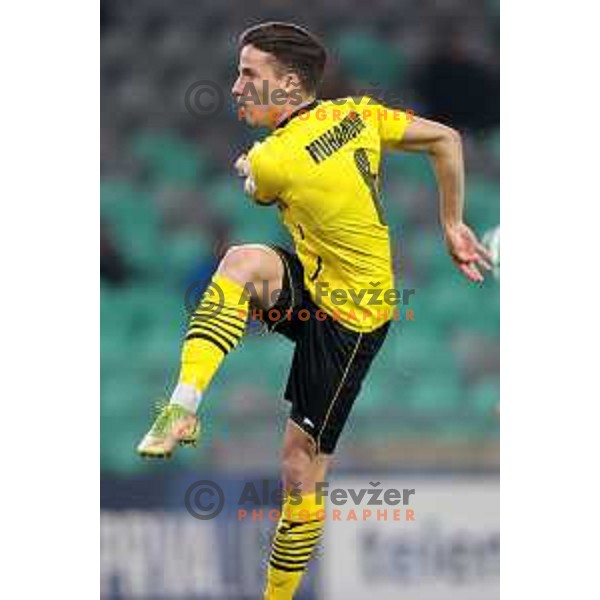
[258, 245, 390, 454]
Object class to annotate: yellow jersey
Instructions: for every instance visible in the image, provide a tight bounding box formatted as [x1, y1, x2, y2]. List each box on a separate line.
[247, 96, 410, 332]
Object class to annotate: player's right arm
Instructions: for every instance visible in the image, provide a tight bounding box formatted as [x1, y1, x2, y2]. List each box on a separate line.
[396, 116, 491, 281]
[366, 98, 491, 282]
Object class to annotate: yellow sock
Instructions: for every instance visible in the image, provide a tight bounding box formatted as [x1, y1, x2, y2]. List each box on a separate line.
[264, 492, 325, 600]
[179, 274, 249, 392]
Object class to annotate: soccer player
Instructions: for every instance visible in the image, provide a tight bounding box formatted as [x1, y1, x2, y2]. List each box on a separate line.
[137, 22, 491, 599]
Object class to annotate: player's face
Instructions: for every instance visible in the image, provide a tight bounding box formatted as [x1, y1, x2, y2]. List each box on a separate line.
[232, 45, 298, 128]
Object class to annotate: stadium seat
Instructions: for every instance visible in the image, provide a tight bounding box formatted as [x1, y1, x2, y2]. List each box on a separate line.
[466, 177, 500, 231]
[385, 152, 436, 188]
[407, 377, 462, 414]
[333, 29, 406, 87]
[404, 228, 447, 281]
[130, 131, 210, 184]
[156, 232, 212, 280]
[352, 379, 396, 415]
[467, 377, 499, 416]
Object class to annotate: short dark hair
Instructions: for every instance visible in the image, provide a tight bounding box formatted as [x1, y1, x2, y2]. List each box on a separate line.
[238, 22, 327, 94]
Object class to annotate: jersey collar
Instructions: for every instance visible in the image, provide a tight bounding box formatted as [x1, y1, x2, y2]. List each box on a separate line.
[275, 99, 320, 130]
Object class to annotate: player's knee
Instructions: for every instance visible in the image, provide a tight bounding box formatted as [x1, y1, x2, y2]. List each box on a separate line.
[281, 442, 315, 490]
[217, 245, 263, 285]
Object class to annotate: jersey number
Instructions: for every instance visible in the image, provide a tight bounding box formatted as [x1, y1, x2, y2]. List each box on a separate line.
[353, 148, 386, 226]
[309, 255, 323, 282]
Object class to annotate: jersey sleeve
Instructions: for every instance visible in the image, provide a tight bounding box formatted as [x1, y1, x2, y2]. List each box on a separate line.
[246, 138, 287, 204]
[358, 97, 411, 150]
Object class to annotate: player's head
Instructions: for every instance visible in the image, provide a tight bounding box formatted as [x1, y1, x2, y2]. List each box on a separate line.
[232, 22, 327, 128]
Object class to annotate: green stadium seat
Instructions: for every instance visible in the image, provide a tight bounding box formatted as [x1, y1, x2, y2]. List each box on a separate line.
[155, 232, 212, 279]
[467, 377, 500, 416]
[407, 377, 462, 413]
[405, 229, 447, 280]
[101, 181, 162, 272]
[387, 324, 461, 381]
[458, 281, 500, 338]
[385, 152, 435, 187]
[333, 30, 407, 87]
[101, 181, 153, 218]
[101, 373, 151, 419]
[466, 177, 500, 232]
[221, 334, 294, 396]
[232, 219, 286, 246]
[425, 278, 480, 328]
[130, 131, 210, 185]
[206, 177, 287, 244]
[100, 418, 146, 473]
[136, 329, 181, 374]
[206, 178, 247, 216]
[352, 379, 393, 415]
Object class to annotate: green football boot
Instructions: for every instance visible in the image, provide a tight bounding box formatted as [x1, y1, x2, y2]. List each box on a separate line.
[137, 404, 200, 459]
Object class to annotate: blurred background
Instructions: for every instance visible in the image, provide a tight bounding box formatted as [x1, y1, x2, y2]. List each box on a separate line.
[101, 0, 499, 598]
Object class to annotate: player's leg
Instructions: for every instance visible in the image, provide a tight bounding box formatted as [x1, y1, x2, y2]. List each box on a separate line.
[137, 244, 284, 458]
[263, 305, 391, 599]
[264, 422, 332, 600]
[178, 243, 283, 391]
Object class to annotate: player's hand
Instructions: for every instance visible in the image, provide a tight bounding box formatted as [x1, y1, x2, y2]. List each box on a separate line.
[234, 154, 250, 177]
[444, 223, 493, 282]
[234, 154, 257, 196]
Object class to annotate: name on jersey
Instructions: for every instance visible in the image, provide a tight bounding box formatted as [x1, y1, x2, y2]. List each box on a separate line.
[305, 112, 366, 165]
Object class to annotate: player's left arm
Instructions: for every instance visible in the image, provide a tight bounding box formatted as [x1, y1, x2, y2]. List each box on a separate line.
[397, 116, 492, 282]
[234, 140, 285, 205]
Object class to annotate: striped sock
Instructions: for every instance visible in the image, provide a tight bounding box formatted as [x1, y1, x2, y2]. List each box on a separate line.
[264, 492, 325, 600]
[179, 274, 249, 392]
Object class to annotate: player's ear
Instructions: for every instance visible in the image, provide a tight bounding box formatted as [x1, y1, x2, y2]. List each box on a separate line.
[282, 72, 301, 93]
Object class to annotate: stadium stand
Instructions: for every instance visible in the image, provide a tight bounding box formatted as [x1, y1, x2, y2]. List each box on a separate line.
[101, 0, 499, 474]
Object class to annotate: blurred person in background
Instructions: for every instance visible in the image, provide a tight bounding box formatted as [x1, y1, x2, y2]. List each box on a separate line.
[184, 219, 232, 304]
[414, 28, 499, 132]
[101, 220, 132, 286]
